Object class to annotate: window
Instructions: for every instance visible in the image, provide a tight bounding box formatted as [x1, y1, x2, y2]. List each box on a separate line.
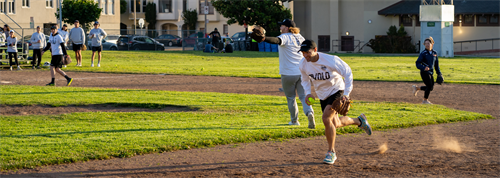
[399, 15, 412, 26]
[142, 0, 146, 13]
[130, 0, 140, 13]
[8, 1, 15, 14]
[111, 0, 114, 14]
[46, 0, 52, 8]
[159, 0, 172, 13]
[453, 15, 460, 26]
[415, 15, 420, 26]
[105, 0, 108, 14]
[462, 14, 474, 26]
[183, 0, 187, 11]
[199, 0, 214, 15]
[223, 24, 228, 35]
[0, 2, 3, 12]
[476, 14, 499, 26]
[22, 0, 29, 7]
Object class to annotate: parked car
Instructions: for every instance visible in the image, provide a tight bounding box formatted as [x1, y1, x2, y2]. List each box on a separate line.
[183, 33, 199, 47]
[82, 35, 119, 50]
[155, 34, 181, 47]
[117, 35, 165, 51]
[231, 31, 252, 41]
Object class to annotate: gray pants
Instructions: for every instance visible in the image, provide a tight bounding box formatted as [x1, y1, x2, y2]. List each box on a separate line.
[281, 75, 314, 122]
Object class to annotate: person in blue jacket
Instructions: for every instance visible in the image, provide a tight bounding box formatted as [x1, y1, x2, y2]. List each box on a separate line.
[412, 37, 442, 104]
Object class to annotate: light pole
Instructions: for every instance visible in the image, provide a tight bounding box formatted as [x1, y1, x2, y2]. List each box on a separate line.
[59, 0, 62, 28]
[134, 0, 137, 35]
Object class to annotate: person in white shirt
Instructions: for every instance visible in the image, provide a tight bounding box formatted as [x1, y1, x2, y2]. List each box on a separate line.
[6, 30, 20, 71]
[41, 26, 73, 86]
[298, 40, 372, 165]
[0, 28, 5, 60]
[59, 24, 70, 68]
[88, 21, 107, 67]
[30, 26, 46, 69]
[250, 19, 315, 129]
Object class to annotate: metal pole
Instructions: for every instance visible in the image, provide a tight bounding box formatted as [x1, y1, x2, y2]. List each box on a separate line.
[204, 0, 207, 37]
[134, 0, 137, 35]
[59, 0, 62, 28]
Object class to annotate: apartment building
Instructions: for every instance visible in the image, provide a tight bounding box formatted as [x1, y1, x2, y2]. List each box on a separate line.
[120, 0, 250, 37]
[293, 0, 499, 53]
[1, 0, 119, 34]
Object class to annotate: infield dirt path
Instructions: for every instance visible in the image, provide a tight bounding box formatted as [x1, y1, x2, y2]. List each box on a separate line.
[1, 71, 499, 177]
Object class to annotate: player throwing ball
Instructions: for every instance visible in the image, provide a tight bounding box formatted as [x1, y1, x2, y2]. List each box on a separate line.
[298, 40, 372, 165]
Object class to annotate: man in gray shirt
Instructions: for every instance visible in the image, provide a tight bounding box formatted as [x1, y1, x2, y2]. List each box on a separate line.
[88, 21, 107, 67]
[69, 20, 85, 66]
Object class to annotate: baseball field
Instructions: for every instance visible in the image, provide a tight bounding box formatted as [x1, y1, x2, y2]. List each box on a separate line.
[1, 51, 499, 177]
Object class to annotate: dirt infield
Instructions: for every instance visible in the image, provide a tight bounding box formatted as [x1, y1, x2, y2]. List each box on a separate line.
[1, 71, 499, 177]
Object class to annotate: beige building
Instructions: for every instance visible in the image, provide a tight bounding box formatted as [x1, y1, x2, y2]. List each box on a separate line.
[1, 0, 119, 35]
[293, 0, 499, 53]
[120, 0, 251, 37]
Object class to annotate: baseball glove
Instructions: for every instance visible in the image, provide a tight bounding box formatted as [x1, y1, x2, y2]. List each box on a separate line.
[331, 96, 352, 116]
[436, 75, 444, 85]
[250, 27, 266, 43]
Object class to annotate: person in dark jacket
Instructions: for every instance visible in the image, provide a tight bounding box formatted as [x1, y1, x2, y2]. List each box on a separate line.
[412, 37, 442, 104]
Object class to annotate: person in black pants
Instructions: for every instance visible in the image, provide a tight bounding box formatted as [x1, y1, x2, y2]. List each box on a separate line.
[30, 26, 45, 69]
[209, 28, 221, 51]
[412, 37, 442, 104]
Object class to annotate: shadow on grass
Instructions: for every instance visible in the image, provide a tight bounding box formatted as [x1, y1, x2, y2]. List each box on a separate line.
[1, 126, 286, 138]
[2, 89, 143, 95]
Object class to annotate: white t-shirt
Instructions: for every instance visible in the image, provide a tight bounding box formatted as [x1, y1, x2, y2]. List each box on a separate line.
[49, 33, 65, 55]
[299, 52, 353, 100]
[277, 33, 305, 75]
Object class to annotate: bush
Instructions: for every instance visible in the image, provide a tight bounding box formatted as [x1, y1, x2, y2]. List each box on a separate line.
[367, 25, 416, 53]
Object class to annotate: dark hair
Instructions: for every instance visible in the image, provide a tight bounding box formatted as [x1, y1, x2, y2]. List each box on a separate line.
[4, 25, 10, 32]
[207, 41, 211, 44]
[424, 36, 435, 44]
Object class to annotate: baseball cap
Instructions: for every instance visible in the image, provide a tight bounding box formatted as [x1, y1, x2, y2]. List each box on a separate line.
[63, 24, 68, 27]
[9, 30, 14, 33]
[74, 20, 79, 23]
[51, 25, 57, 29]
[94, 21, 99, 25]
[278, 19, 296, 28]
[214, 28, 218, 30]
[299, 40, 317, 52]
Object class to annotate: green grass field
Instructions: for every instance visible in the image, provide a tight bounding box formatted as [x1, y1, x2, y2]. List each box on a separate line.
[24, 50, 500, 84]
[0, 85, 493, 170]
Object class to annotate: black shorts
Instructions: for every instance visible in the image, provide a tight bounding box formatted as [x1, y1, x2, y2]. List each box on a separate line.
[50, 55, 64, 68]
[92, 46, 102, 52]
[320, 90, 343, 113]
[72, 43, 82, 51]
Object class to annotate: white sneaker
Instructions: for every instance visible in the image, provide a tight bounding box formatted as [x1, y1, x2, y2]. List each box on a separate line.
[9, 66, 12, 71]
[307, 112, 315, 129]
[97, 63, 100, 67]
[91, 63, 94, 67]
[422, 100, 433, 104]
[63, 65, 67, 68]
[17, 66, 22, 70]
[412, 85, 418, 97]
[288, 121, 300, 125]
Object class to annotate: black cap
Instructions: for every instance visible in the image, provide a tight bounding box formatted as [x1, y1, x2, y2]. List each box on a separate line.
[278, 19, 296, 28]
[74, 20, 79, 23]
[51, 25, 57, 29]
[299, 40, 317, 52]
[214, 28, 218, 31]
[63, 24, 68, 27]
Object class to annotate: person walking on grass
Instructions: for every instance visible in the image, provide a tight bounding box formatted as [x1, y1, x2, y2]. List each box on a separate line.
[299, 39, 373, 165]
[0, 28, 5, 60]
[412, 37, 442, 104]
[69, 20, 85, 66]
[30, 26, 46, 69]
[250, 19, 315, 129]
[7, 30, 20, 71]
[42, 26, 73, 86]
[88, 21, 107, 67]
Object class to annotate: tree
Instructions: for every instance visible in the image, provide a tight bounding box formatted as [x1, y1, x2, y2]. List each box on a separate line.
[367, 25, 416, 53]
[182, 9, 198, 32]
[55, 0, 102, 31]
[212, 0, 292, 33]
[120, 0, 127, 14]
[145, 2, 157, 29]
